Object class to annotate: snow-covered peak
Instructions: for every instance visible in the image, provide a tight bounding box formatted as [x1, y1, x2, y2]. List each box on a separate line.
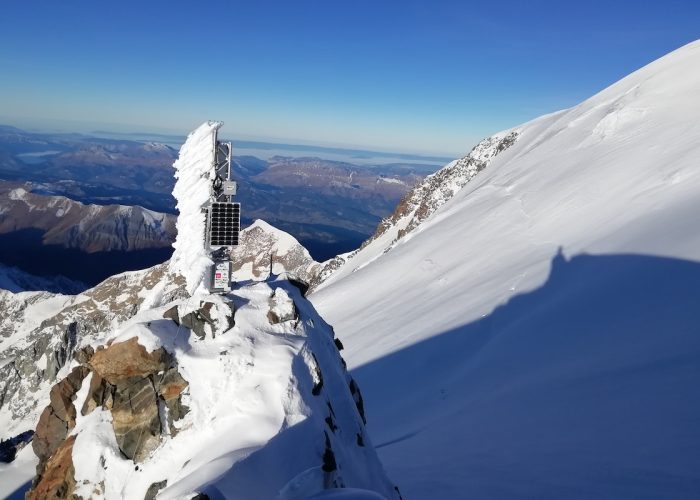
[23, 278, 399, 499]
[232, 219, 321, 283]
[169, 121, 222, 294]
[248, 219, 301, 253]
[8, 187, 27, 200]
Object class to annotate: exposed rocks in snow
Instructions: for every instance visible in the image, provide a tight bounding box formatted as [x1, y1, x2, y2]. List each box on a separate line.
[19, 279, 398, 499]
[372, 131, 519, 245]
[27, 434, 77, 500]
[28, 336, 190, 498]
[0, 262, 187, 440]
[84, 338, 189, 461]
[232, 219, 322, 287]
[162, 299, 235, 339]
[33, 366, 90, 469]
[268, 287, 298, 324]
[144, 479, 168, 500]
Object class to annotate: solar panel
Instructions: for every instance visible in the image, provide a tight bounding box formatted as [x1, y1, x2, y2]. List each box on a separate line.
[208, 202, 241, 247]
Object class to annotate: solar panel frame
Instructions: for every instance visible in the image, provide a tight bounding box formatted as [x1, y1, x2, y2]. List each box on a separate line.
[208, 201, 241, 247]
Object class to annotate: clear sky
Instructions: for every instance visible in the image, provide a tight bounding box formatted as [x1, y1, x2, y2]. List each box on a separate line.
[1, 0, 699, 156]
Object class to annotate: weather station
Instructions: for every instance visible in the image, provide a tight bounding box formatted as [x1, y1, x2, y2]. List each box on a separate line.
[205, 131, 241, 293]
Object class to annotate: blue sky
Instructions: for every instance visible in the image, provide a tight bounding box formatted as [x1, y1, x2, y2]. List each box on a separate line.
[1, 0, 699, 156]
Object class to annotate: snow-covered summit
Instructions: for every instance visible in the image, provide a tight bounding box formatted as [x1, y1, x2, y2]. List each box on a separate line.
[311, 40, 700, 498]
[25, 280, 399, 499]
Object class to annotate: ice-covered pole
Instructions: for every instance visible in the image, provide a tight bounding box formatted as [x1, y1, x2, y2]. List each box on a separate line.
[169, 121, 223, 294]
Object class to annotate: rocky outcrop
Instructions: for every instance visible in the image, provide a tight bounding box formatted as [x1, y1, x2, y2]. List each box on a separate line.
[27, 337, 189, 498]
[231, 219, 321, 285]
[27, 435, 77, 500]
[85, 338, 189, 461]
[267, 287, 298, 324]
[33, 366, 90, 467]
[0, 263, 187, 440]
[368, 131, 519, 246]
[162, 299, 235, 339]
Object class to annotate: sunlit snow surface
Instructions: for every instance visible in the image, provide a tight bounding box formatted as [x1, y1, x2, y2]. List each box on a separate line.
[312, 41, 700, 498]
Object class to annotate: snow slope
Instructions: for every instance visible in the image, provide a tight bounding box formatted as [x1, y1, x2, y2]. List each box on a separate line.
[311, 40, 700, 498]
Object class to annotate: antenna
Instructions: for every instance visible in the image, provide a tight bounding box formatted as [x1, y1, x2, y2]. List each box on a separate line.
[205, 126, 240, 293]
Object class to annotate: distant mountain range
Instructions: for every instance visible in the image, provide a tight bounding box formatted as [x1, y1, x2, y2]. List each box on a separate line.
[0, 125, 436, 261]
[0, 181, 176, 286]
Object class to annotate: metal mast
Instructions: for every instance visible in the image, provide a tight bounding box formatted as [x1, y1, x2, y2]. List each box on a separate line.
[205, 126, 241, 293]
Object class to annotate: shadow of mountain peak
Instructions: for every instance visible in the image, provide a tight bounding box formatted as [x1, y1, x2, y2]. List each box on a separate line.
[354, 251, 700, 499]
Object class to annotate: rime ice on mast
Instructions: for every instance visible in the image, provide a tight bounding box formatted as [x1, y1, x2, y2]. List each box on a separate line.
[170, 121, 241, 294]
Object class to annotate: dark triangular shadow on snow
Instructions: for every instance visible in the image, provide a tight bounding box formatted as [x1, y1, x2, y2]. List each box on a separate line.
[351, 251, 700, 499]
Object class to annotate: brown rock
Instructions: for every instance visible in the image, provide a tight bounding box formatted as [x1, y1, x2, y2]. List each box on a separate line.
[73, 345, 95, 365]
[162, 305, 180, 325]
[111, 376, 161, 461]
[160, 368, 189, 435]
[89, 337, 171, 384]
[27, 435, 77, 500]
[32, 366, 89, 468]
[160, 368, 188, 402]
[81, 373, 115, 416]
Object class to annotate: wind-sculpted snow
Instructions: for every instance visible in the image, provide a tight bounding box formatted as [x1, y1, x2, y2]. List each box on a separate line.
[312, 40, 700, 498]
[169, 121, 222, 294]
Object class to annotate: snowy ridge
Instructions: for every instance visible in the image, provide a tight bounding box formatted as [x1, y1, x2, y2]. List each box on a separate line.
[4, 119, 398, 499]
[311, 40, 700, 498]
[314, 130, 519, 290]
[169, 121, 222, 294]
[59, 280, 398, 499]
